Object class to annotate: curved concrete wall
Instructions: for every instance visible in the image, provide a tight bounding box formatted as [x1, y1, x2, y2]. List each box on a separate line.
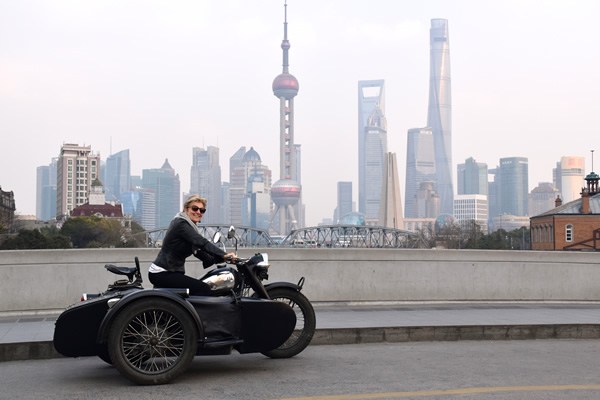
[1, 248, 600, 313]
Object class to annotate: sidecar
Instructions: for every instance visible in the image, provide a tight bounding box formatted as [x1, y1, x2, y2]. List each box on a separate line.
[53, 286, 296, 385]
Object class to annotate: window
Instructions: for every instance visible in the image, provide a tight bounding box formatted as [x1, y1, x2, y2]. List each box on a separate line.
[565, 224, 573, 242]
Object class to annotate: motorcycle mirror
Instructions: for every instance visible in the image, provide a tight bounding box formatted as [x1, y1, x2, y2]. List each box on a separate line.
[227, 226, 236, 239]
[212, 231, 222, 244]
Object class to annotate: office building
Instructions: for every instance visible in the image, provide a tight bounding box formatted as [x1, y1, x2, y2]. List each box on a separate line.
[141, 159, 180, 230]
[414, 181, 440, 218]
[104, 149, 131, 203]
[405, 127, 435, 218]
[529, 182, 560, 217]
[230, 147, 272, 228]
[489, 157, 529, 219]
[427, 19, 454, 214]
[553, 156, 585, 203]
[190, 146, 222, 224]
[379, 152, 404, 229]
[36, 158, 57, 221]
[358, 80, 387, 224]
[457, 157, 488, 195]
[56, 143, 101, 219]
[453, 194, 488, 233]
[336, 181, 353, 223]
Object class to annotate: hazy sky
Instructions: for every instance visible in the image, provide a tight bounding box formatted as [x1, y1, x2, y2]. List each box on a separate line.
[2, 0, 599, 226]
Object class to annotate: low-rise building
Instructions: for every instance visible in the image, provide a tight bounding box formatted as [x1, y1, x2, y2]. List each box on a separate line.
[530, 171, 600, 251]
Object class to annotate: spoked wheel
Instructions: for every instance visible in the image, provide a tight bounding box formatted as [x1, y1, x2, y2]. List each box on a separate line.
[107, 298, 198, 385]
[261, 287, 315, 359]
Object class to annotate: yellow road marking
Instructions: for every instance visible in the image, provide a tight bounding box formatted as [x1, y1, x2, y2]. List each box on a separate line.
[277, 384, 600, 400]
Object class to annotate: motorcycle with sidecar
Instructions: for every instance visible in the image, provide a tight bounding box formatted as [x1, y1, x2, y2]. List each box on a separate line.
[53, 227, 316, 385]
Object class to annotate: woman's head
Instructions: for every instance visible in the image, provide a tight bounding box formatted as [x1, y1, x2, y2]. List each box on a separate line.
[183, 195, 207, 223]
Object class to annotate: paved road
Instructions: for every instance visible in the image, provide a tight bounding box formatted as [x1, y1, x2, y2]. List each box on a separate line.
[1, 340, 600, 399]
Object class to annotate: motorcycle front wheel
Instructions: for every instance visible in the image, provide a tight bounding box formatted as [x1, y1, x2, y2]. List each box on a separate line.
[261, 287, 316, 359]
[107, 298, 198, 385]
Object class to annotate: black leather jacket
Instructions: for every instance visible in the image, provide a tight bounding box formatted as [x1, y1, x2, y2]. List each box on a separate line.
[153, 217, 226, 273]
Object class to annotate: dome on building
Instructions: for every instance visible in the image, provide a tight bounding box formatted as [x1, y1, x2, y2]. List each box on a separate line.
[339, 212, 366, 226]
[272, 73, 299, 99]
[243, 147, 261, 163]
[271, 179, 301, 206]
[434, 213, 456, 233]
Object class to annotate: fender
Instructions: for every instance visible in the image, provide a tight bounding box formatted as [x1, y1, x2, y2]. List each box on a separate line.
[96, 289, 204, 344]
[263, 278, 304, 293]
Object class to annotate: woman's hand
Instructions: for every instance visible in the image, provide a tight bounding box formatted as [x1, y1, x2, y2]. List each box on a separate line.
[224, 252, 238, 263]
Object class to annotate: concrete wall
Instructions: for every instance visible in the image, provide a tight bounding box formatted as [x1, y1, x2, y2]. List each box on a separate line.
[1, 248, 600, 313]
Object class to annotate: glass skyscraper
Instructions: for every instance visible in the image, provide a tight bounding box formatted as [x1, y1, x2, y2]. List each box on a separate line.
[104, 149, 131, 203]
[457, 157, 488, 196]
[405, 127, 435, 218]
[489, 157, 529, 218]
[427, 19, 453, 215]
[36, 158, 57, 221]
[358, 79, 387, 224]
[142, 159, 180, 229]
[336, 181, 353, 223]
[190, 146, 222, 224]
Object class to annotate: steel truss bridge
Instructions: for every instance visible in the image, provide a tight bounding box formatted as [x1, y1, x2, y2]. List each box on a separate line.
[145, 224, 416, 249]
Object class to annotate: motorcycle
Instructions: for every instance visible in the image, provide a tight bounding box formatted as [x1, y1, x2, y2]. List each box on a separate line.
[53, 227, 316, 385]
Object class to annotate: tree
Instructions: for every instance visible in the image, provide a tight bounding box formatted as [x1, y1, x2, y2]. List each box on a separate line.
[61, 216, 120, 248]
[0, 228, 71, 250]
[60, 216, 147, 248]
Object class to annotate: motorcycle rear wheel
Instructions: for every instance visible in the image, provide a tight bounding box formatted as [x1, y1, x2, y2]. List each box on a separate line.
[107, 298, 198, 385]
[260, 287, 315, 359]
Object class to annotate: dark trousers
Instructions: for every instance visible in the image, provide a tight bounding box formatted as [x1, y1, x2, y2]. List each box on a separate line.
[148, 271, 212, 295]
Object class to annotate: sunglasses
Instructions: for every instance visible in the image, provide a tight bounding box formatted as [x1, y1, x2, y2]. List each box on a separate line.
[190, 206, 206, 214]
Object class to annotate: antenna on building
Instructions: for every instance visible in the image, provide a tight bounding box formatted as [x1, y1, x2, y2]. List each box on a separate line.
[591, 149, 595, 172]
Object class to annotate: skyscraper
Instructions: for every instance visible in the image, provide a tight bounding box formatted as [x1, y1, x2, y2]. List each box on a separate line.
[230, 147, 272, 228]
[358, 79, 387, 223]
[379, 152, 404, 229]
[553, 156, 585, 203]
[457, 157, 488, 196]
[404, 127, 435, 218]
[56, 143, 101, 219]
[190, 146, 222, 224]
[104, 149, 131, 203]
[271, 1, 302, 235]
[36, 158, 57, 221]
[336, 181, 353, 223]
[142, 159, 180, 229]
[489, 157, 529, 219]
[427, 19, 453, 215]
[529, 182, 559, 217]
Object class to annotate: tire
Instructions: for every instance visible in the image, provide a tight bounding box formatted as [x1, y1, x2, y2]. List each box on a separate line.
[107, 298, 198, 385]
[261, 287, 315, 359]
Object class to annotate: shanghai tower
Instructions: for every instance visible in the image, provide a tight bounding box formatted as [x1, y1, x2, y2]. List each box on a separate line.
[427, 19, 453, 215]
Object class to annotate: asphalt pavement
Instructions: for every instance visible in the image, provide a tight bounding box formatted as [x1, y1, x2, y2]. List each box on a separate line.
[2, 301, 600, 362]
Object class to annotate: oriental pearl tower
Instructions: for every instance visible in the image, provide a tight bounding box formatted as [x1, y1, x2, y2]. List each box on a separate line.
[271, 1, 301, 235]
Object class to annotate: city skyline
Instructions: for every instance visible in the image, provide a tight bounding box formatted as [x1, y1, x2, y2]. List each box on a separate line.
[2, 1, 600, 226]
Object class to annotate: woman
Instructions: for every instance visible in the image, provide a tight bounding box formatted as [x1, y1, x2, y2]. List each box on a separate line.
[148, 195, 236, 295]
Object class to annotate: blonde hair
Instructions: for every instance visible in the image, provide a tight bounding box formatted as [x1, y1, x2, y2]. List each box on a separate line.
[183, 194, 207, 211]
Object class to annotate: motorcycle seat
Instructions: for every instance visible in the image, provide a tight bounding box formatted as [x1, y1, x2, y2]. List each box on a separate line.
[105, 264, 137, 281]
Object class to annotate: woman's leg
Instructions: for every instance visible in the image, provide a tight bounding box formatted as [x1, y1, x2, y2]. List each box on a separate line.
[149, 271, 212, 295]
